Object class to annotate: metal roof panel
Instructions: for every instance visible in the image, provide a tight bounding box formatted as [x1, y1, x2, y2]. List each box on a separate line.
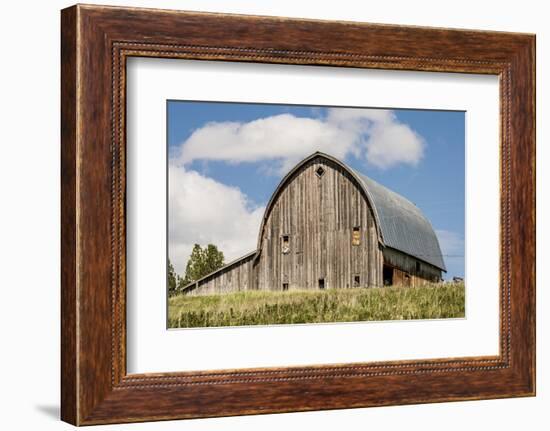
[356, 172, 447, 271]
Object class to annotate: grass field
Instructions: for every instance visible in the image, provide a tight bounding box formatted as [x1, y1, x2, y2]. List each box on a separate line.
[168, 282, 465, 328]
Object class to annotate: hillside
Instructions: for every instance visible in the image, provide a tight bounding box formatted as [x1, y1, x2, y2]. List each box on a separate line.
[168, 282, 465, 328]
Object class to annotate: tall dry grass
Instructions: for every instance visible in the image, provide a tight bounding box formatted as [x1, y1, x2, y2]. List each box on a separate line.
[168, 282, 465, 328]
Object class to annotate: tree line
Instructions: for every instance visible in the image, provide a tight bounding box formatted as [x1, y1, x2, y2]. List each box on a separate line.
[168, 244, 224, 296]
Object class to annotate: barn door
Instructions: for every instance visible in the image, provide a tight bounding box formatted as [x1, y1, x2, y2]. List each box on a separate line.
[383, 264, 393, 286]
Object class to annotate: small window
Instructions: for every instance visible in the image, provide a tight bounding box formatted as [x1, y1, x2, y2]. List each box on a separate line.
[282, 235, 290, 254]
[315, 166, 325, 177]
[353, 275, 360, 287]
[282, 283, 289, 291]
[352, 226, 361, 246]
[318, 278, 325, 289]
[415, 261, 421, 273]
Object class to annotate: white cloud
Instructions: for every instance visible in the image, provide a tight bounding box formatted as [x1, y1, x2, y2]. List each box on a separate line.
[169, 163, 265, 276]
[363, 115, 425, 169]
[327, 106, 394, 125]
[176, 108, 424, 172]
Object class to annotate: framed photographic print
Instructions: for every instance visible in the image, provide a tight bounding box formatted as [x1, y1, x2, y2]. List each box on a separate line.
[61, 4, 535, 425]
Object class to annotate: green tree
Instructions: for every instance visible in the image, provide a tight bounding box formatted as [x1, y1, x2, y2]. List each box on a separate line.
[183, 244, 204, 286]
[203, 244, 225, 275]
[167, 259, 178, 296]
[182, 243, 225, 286]
[176, 274, 185, 292]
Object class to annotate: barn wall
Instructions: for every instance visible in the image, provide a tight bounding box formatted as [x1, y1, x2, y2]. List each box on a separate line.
[183, 253, 256, 296]
[391, 267, 411, 287]
[383, 247, 442, 286]
[257, 157, 383, 291]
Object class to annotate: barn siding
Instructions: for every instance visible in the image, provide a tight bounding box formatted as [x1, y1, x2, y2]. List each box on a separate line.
[183, 253, 256, 296]
[258, 158, 383, 291]
[382, 247, 442, 286]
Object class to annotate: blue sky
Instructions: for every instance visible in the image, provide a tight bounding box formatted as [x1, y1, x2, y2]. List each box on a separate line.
[168, 101, 465, 280]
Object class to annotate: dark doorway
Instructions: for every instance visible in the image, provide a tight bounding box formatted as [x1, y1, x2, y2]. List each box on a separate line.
[383, 265, 393, 286]
[282, 283, 289, 291]
[318, 278, 325, 289]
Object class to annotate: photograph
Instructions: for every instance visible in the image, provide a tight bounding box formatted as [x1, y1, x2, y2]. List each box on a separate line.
[167, 101, 466, 328]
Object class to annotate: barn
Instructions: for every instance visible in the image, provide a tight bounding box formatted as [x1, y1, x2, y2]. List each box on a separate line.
[181, 152, 446, 295]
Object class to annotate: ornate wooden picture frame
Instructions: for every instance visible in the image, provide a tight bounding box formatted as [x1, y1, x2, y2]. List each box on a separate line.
[61, 4, 535, 425]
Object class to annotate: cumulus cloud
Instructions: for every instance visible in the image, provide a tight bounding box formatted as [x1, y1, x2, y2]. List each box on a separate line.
[176, 108, 425, 172]
[169, 163, 265, 275]
[361, 114, 425, 169]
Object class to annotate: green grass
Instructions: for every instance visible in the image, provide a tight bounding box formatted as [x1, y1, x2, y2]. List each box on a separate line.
[168, 282, 465, 328]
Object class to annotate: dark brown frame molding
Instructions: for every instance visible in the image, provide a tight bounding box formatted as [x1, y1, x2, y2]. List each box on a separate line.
[61, 4, 536, 425]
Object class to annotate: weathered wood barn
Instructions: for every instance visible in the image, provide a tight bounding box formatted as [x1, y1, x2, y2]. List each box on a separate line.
[182, 152, 446, 295]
